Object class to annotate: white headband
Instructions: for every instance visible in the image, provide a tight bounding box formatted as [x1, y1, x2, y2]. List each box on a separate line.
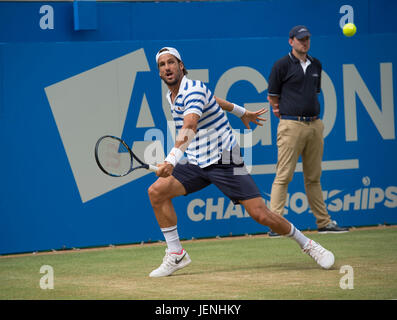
[155, 47, 182, 64]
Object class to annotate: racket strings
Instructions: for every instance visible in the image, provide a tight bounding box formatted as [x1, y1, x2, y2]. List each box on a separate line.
[97, 137, 132, 176]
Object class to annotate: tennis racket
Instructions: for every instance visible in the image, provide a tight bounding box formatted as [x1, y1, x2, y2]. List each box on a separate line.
[94, 135, 157, 177]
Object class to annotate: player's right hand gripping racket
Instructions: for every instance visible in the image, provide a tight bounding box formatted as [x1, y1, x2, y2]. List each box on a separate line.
[95, 135, 158, 177]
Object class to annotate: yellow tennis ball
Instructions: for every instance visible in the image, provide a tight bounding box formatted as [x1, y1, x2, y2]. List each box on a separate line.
[343, 23, 357, 37]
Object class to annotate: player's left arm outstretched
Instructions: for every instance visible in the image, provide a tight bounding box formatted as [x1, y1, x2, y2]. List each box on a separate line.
[214, 96, 268, 129]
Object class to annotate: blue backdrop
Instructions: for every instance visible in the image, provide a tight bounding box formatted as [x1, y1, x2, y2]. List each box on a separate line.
[0, 0, 396, 254]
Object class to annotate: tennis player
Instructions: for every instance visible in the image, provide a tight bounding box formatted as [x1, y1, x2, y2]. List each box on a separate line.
[148, 47, 335, 277]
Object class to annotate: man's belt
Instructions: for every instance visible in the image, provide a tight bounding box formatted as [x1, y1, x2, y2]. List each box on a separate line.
[280, 115, 318, 122]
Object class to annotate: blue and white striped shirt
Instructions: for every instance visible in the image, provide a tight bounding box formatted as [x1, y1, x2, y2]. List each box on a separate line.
[166, 76, 237, 168]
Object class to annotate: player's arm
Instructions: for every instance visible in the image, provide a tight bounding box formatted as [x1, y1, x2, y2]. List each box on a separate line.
[215, 96, 267, 129]
[214, 96, 236, 113]
[156, 113, 199, 178]
[174, 113, 199, 151]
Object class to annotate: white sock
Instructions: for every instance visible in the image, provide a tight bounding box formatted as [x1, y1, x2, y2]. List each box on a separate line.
[287, 223, 310, 249]
[161, 225, 183, 253]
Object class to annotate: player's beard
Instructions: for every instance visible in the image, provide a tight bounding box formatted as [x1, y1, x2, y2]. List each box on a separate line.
[163, 77, 179, 86]
[162, 71, 182, 86]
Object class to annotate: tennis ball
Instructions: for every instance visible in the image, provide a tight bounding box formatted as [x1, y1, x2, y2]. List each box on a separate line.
[343, 23, 357, 37]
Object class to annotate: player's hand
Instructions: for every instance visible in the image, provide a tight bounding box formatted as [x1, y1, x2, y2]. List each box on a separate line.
[155, 162, 174, 178]
[241, 107, 268, 129]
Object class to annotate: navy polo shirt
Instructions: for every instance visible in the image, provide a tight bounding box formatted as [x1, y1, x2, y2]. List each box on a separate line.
[268, 52, 322, 117]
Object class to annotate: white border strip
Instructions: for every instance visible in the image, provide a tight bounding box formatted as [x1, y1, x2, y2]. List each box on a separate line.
[249, 159, 360, 175]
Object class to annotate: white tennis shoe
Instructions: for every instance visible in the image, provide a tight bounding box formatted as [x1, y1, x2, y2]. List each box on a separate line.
[149, 248, 191, 277]
[303, 240, 335, 269]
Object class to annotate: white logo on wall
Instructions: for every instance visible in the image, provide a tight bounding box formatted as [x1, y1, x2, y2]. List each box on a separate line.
[44, 49, 161, 203]
[186, 177, 397, 222]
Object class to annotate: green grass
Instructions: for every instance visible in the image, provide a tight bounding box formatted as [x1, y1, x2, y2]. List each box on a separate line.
[1, 226, 396, 300]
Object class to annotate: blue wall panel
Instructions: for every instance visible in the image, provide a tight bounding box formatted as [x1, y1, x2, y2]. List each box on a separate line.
[0, 0, 396, 254]
[1, 34, 396, 254]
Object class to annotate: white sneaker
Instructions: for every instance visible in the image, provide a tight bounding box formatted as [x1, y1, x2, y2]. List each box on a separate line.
[149, 248, 191, 277]
[302, 240, 335, 269]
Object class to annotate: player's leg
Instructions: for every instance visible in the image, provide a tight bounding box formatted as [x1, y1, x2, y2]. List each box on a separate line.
[208, 164, 300, 240]
[147, 163, 210, 277]
[148, 174, 188, 255]
[241, 197, 308, 246]
[241, 196, 334, 269]
[148, 175, 185, 229]
[208, 163, 334, 270]
[147, 175, 191, 277]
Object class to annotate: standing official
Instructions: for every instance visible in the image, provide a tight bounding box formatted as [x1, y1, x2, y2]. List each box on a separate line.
[267, 25, 349, 235]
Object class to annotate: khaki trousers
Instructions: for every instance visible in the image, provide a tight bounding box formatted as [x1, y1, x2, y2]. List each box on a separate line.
[270, 119, 331, 228]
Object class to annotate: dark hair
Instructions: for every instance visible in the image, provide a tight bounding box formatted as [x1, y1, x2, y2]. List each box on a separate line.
[157, 48, 188, 75]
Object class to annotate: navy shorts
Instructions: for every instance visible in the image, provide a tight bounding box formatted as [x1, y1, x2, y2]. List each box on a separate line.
[172, 162, 261, 204]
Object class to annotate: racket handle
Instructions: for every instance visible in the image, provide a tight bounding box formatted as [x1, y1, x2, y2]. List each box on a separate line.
[148, 164, 158, 172]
